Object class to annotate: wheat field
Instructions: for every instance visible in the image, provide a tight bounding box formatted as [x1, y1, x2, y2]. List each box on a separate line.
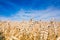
[0, 19, 60, 40]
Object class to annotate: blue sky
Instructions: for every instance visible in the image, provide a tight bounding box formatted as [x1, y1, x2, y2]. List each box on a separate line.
[0, 0, 60, 21]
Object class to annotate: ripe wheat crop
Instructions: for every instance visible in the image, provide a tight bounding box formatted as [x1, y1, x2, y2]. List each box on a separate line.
[0, 20, 60, 40]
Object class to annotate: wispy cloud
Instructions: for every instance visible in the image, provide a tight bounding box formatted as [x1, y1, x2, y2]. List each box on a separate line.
[0, 7, 60, 21]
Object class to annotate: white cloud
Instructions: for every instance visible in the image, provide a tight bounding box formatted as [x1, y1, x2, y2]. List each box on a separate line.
[0, 8, 60, 21]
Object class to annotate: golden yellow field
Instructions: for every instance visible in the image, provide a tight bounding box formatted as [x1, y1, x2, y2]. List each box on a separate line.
[0, 19, 60, 40]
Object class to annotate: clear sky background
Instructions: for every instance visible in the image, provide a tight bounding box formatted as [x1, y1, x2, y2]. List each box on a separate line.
[0, 0, 60, 21]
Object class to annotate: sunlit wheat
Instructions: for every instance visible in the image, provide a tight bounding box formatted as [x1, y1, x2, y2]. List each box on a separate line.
[0, 19, 60, 40]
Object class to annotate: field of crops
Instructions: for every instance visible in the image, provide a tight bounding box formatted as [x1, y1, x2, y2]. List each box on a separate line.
[0, 19, 60, 40]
